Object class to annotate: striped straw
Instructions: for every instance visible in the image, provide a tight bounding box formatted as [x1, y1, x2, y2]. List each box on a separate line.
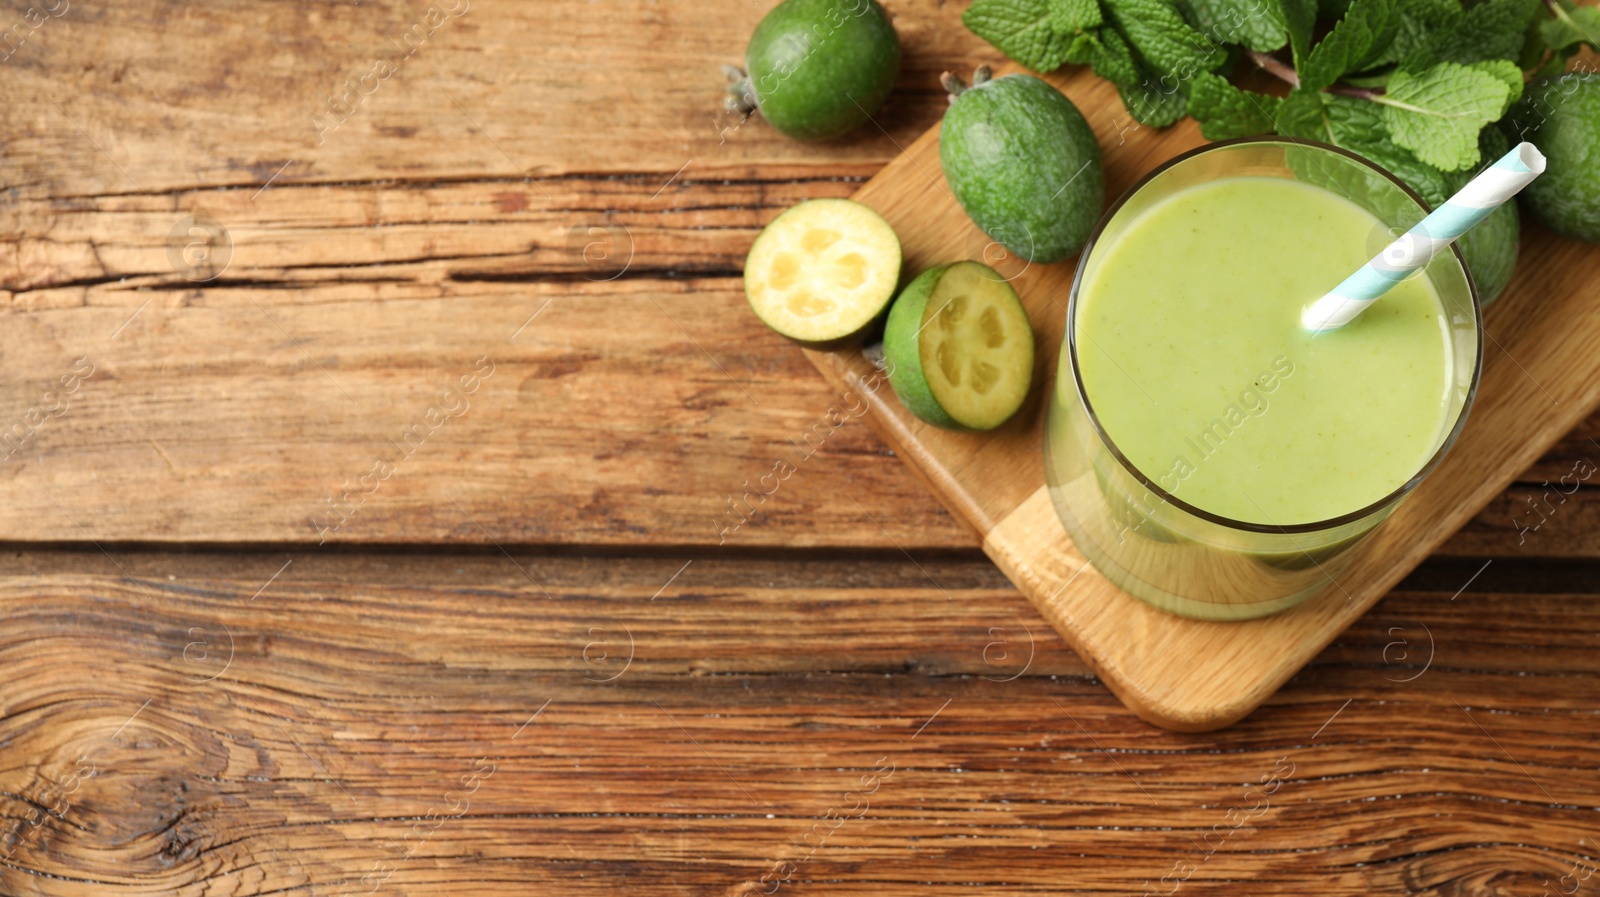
[1302, 142, 1547, 332]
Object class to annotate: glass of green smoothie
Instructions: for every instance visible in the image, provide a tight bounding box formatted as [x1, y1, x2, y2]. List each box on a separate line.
[1045, 138, 1482, 620]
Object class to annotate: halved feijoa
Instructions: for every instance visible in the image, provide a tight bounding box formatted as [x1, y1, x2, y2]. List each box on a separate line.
[744, 198, 902, 346]
[883, 261, 1035, 431]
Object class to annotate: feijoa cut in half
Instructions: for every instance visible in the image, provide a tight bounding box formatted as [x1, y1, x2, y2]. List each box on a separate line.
[744, 198, 903, 347]
[725, 0, 901, 141]
[883, 262, 1035, 431]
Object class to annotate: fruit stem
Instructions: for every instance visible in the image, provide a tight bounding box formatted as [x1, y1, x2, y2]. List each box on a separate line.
[1248, 50, 1300, 88]
[1328, 84, 1383, 100]
[721, 63, 757, 117]
[941, 66, 993, 104]
[940, 70, 967, 100]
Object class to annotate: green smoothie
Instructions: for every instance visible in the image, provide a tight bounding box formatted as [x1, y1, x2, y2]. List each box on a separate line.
[1073, 176, 1453, 526]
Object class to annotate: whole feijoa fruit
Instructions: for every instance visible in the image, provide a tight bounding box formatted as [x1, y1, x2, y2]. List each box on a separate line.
[1456, 200, 1520, 305]
[1505, 72, 1600, 243]
[939, 67, 1105, 264]
[723, 0, 901, 141]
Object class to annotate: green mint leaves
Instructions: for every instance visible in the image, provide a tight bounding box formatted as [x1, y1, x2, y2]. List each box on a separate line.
[1541, 0, 1600, 53]
[1103, 0, 1227, 74]
[1188, 70, 1282, 137]
[961, 0, 1584, 204]
[1378, 61, 1518, 169]
[1298, 0, 1397, 92]
[1400, 0, 1540, 71]
[1051, 0, 1105, 33]
[964, 0, 1085, 71]
[1180, 0, 1289, 52]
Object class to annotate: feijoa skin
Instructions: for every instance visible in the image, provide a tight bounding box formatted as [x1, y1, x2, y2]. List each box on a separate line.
[939, 70, 1105, 264]
[883, 261, 1036, 431]
[1456, 200, 1519, 305]
[1506, 73, 1600, 243]
[1452, 128, 1520, 305]
[728, 0, 901, 141]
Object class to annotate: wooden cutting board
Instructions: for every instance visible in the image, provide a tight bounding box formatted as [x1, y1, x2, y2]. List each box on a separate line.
[804, 67, 1600, 732]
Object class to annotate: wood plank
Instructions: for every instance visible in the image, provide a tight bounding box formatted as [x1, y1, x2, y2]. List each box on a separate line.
[0, 550, 1594, 895]
[0, 0, 989, 197]
[0, 175, 862, 299]
[0, 273, 978, 548]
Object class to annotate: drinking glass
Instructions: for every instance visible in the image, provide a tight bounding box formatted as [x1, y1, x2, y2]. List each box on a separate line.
[1044, 138, 1483, 620]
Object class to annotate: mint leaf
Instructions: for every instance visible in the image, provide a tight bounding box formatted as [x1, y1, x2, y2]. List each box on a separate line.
[1450, 0, 1540, 62]
[1412, 128, 1515, 207]
[1378, 61, 1515, 170]
[1062, 29, 1104, 64]
[1050, 0, 1105, 33]
[1274, 86, 1328, 138]
[1353, 3, 1406, 70]
[1467, 58, 1525, 105]
[1341, 69, 1394, 87]
[1086, 27, 1143, 83]
[963, 0, 1081, 71]
[1321, 94, 1456, 204]
[1299, 0, 1399, 92]
[1404, 0, 1540, 70]
[1373, 0, 1457, 69]
[1472, 121, 1513, 178]
[1119, 72, 1190, 125]
[1188, 70, 1282, 136]
[1281, 92, 1454, 223]
[1322, 91, 1386, 144]
[1541, 0, 1600, 52]
[1279, 0, 1319, 66]
[1179, 0, 1288, 52]
[1103, 0, 1227, 76]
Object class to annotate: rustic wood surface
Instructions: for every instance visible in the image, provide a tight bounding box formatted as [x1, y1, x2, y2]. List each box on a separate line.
[0, 1, 1596, 894]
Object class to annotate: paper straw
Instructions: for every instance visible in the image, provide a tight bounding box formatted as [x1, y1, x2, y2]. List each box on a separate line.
[1302, 142, 1547, 332]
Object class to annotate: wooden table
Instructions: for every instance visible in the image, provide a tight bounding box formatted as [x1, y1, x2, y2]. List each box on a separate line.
[0, 2, 1595, 894]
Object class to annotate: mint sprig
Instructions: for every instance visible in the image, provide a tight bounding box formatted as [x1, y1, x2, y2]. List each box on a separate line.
[1051, 0, 1106, 33]
[1188, 70, 1283, 136]
[1298, 0, 1397, 92]
[1179, 0, 1290, 51]
[964, 0, 1086, 71]
[1541, 0, 1600, 52]
[1377, 61, 1518, 169]
[1103, 0, 1228, 74]
[962, 0, 1587, 218]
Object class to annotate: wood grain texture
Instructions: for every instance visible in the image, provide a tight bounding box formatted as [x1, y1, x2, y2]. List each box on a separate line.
[0, 0, 1590, 554]
[0, 0, 956, 194]
[0, 550, 1595, 895]
[0, 0, 968, 549]
[0, 1, 1596, 892]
